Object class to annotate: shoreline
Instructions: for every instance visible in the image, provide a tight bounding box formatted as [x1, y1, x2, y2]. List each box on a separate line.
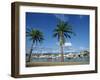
[26, 61, 89, 67]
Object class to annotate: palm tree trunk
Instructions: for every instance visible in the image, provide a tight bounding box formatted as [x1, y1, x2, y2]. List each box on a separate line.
[60, 45, 64, 62]
[27, 42, 34, 62]
[60, 32, 64, 62]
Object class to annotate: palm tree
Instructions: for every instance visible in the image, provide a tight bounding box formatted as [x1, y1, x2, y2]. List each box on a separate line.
[53, 21, 75, 62]
[26, 28, 44, 62]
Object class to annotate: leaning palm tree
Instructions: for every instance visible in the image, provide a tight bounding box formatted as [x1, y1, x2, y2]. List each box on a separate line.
[53, 21, 75, 62]
[26, 28, 44, 62]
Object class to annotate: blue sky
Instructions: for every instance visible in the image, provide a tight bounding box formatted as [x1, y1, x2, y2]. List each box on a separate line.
[26, 12, 89, 53]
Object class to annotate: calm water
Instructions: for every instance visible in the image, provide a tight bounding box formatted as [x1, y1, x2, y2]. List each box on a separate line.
[31, 56, 89, 62]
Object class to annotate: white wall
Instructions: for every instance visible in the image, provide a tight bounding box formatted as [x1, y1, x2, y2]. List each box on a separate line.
[0, 0, 100, 80]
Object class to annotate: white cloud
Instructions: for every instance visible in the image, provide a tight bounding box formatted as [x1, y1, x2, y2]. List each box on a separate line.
[79, 47, 84, 50]
[56, 42, 72, 47]
[64, 42, 72, 47]
[54, 14, 69, 22]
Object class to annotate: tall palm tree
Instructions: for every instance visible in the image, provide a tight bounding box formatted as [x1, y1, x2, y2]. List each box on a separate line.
[26, 28, 44, 62]
[53, 21, 75, 62]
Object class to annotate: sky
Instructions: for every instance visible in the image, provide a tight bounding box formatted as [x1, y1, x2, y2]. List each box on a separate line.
[26, 12, 89, 53]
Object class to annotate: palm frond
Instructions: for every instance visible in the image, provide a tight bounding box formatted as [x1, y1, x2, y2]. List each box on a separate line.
[53, 21, 76, 44]
[26, 27, 44, 45]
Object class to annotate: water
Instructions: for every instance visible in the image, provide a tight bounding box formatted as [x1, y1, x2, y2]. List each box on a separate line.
[31, 56, 89, 62]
